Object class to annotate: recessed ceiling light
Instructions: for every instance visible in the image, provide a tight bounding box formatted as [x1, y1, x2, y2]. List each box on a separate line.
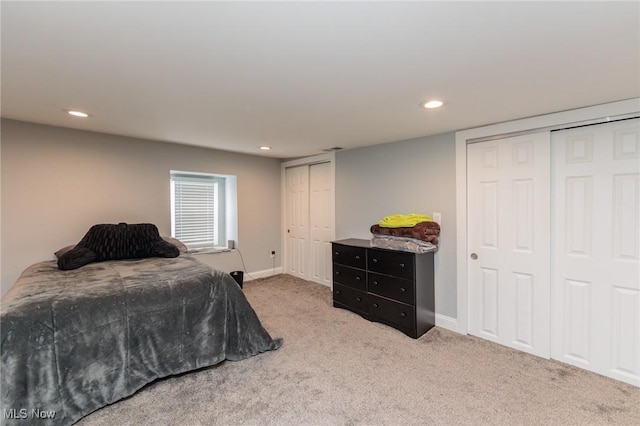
[259, 146, 272, 151]
[64, 109, 90, 118]
[422, 100, 444, 109]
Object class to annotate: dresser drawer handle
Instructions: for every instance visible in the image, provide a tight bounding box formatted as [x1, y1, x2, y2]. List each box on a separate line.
[399, 263, 405, 268]
[355, 255, 360, 260]
[400, 312, 406, 317]
[372, 259, 378, 264]
[335, 251, 340, 256]
[372, 303, 379, 308]
[356, 297, 361, 302]
[356, 276, 361, 281]
[335, 290, 341, 295]
[335, 271, 340, 276]
[372, 281, 378, 286]
[400, 288, 406, 293]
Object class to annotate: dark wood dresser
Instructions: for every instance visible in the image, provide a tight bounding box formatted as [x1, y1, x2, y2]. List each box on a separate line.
[332, 238, 435, 338]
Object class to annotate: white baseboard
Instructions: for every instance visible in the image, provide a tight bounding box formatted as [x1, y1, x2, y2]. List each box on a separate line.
[244, 267, 283, 281]
[435, 313, 459, 333]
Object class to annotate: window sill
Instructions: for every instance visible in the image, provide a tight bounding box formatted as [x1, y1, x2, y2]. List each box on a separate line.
[188, 247, 234, 255]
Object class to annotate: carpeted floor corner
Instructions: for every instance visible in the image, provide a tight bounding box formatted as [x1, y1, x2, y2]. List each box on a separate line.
[78, 274, 640, 425]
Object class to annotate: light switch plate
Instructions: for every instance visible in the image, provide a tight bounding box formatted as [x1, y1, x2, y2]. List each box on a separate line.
[433, 212, 442, 225]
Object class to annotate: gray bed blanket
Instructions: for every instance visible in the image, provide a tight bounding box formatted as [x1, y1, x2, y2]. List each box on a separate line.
[0, 255, 282, 425]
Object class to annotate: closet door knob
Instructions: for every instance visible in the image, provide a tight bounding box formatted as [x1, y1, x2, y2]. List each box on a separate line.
[471, 253, 478, 260]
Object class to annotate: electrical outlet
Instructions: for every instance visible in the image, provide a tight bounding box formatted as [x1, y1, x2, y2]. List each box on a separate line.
[270, 250, 276, 258]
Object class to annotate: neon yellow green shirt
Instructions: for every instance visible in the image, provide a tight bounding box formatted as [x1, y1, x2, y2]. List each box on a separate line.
[378, 213, 433, 228]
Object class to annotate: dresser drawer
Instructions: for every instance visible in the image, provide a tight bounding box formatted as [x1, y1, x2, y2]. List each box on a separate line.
[333, 284, 368, 313]
[368, 294, 415, 330]
[333, 244, 367, 269]
[368, 249, 414, 280]
[368, 272, 414, 305]
[333, 264, 366, 291]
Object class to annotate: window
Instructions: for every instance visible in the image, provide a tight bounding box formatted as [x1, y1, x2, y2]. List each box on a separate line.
[170, 171, 237, 251]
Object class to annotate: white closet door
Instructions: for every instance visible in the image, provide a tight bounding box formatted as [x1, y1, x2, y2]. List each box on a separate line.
[467, 132, 551, 357]
[286, 165, 309, 280]
[309, 162, 333, 287]
[553, 118, 640, 386]
[285, 161, 334, 286]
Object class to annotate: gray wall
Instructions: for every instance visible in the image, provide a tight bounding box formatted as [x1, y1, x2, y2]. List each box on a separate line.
[335, 132, 457, 318]
[0, 119, 282, 296]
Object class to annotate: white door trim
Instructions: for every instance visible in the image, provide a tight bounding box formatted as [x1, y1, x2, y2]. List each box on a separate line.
[281, 152, 336, 282]
[455, 98, 640, 335]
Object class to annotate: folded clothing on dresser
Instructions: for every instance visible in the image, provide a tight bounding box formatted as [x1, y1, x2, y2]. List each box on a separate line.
[370, 235, 437, 253]
[378, 213, 433, 228]
[370, 221, 440, 245]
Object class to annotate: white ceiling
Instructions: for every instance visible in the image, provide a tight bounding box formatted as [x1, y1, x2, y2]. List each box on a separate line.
[2, 1, 639, 159]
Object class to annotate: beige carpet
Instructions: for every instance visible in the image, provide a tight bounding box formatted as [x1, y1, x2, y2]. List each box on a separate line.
[79, 274, 640, 425]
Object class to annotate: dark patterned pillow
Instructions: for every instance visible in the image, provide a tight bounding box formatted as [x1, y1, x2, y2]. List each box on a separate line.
[58, 223, 179, 270]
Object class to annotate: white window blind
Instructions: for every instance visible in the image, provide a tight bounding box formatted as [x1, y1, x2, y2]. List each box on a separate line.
[171, 172, 222, 249]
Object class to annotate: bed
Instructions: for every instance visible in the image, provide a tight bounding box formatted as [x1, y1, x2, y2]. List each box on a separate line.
[1, 242, 282, 425]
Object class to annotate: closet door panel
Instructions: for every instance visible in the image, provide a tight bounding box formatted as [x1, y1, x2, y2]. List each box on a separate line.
[285, 165, 309, 279]
[553, 118, 640, 386]
[467, 132, 551, 357]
